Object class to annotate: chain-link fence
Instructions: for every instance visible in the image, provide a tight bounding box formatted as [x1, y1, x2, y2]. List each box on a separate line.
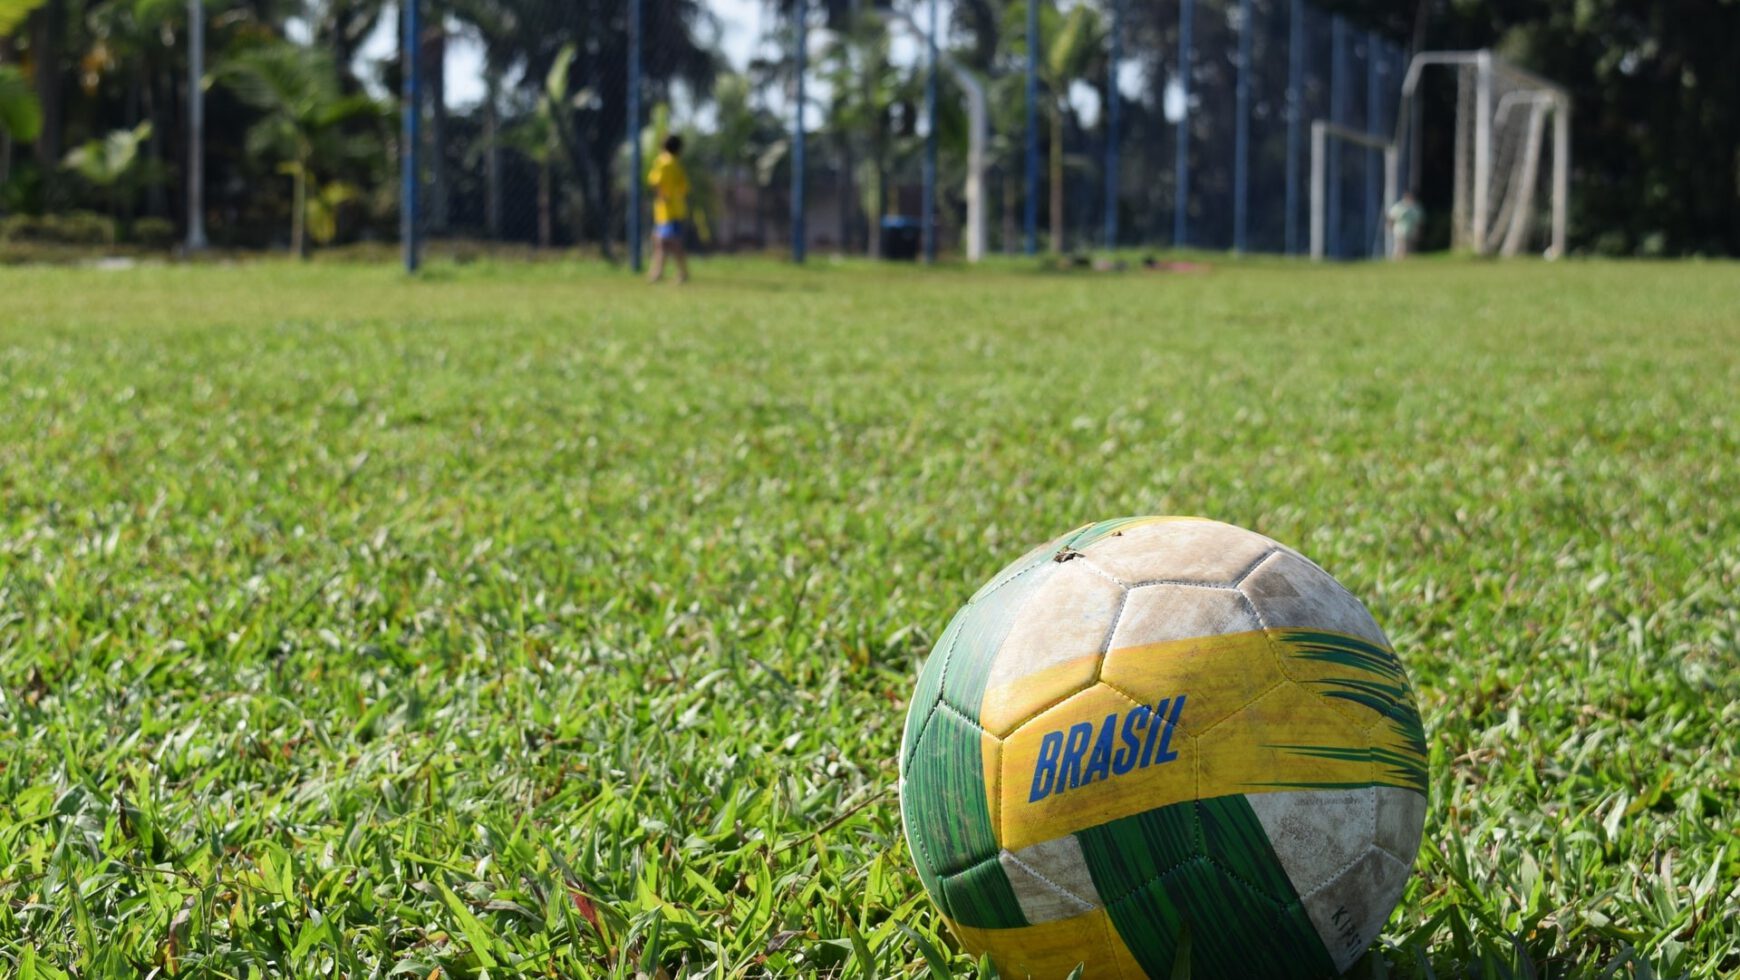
[0, 0, 1410, 264]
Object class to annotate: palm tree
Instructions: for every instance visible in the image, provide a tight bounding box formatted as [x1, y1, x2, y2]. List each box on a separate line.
[819, 12, 919, 257]
[61, 120, 150, 235]
[220, 42, 379, 256]
[447, 0, 517, 238]
[499, 42, 579, 249]
[1007, 0, 1104, 253]
[465, 0, 715, 255]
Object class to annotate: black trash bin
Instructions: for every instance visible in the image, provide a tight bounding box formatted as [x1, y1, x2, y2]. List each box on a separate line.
[880, 216, 920, 261]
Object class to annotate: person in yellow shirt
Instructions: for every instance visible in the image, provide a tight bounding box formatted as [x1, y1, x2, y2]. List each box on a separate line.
[646, 135, 691, 284]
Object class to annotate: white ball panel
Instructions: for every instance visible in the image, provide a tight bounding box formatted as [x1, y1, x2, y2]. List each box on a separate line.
[1239, 551, 1390, 648]
[1078, 518, 1277, 585]
[1298, 848, 1412, 974]
[1110, 583, 1261, 650]
[1244, 788, 1376, 902]
[999, 835, 1105, 923]
[977, 559, 1125, 735]
[1374, 786, 1428, 866]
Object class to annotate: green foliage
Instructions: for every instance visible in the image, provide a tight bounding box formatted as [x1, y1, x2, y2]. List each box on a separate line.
[61, 121, 152, 187]
[0, 258, 1736, 976]
[220, 41, 382, 254]
[0, 0, 48, 35]
[0, 65, 43, 142]
[304, 180, 358, 245]
[0, 209, 116, 244]
[130, 215, 175, 247]
[821, 13, 923, 252]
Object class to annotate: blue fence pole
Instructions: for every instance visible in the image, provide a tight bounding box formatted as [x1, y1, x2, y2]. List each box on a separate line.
[628, 0, 642, 272]
[1284, 0, 1303, 254]
[1365, 32, 1382, 258]
[791, 0, 806, 263]
[401, 0, 420, 272]
[1233, 0, 1251, 252]
[1104, 0, 1121, 250]
[1173, 0, 1193, 248]
[1023, 0, 1038, 255]
[1328, 14, 1345, 258]
[922, 0, 938, 262]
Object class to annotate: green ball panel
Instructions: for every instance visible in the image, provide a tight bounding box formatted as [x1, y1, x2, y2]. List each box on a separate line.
[939, 856, 1029, 931]
[1078, 796, 1338, 979]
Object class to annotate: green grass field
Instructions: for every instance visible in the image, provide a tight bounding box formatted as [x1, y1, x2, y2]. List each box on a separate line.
[2, 257, 1736, 978]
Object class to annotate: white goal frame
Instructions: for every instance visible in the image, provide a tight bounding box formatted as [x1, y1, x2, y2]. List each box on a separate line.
[1309, 121, 1399, 261]
[1398, 50, 1570, 258]
[1309, 49, 1570, 261]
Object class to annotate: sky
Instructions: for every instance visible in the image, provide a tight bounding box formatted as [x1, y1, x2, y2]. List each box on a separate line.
[344, 0, 1155, 128]
[353, 0, 778, 110]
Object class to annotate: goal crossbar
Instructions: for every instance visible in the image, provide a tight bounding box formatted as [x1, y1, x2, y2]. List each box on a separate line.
[1309, 121, 1398, 261]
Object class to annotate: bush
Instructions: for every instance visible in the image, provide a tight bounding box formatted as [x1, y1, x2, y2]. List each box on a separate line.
[57, 211, 117, 245]
[0, 215, 28, 243]
[131, 217, 176, 248]
[0, 211, 118, 246]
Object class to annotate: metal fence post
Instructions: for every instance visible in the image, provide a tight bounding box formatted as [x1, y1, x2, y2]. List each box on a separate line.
[791, 0, 807, 263]
[1233, 0, 1251, 252]
[186, 0, 207, 250]
[1365, 31, 1381, 257]
[401, 0, 420, 272]
[1328, 14, 1345, 258]
[1284, 0, 1303, 254]
[1104, 0, 1121, 250]
[628, 0, 642, 271]
[1023, 0, 1038, 255]
[1173, 0, 1193, 248]
[922, 0, 938, 262]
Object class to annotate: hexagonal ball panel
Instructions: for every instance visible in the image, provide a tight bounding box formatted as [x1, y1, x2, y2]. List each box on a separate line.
[977, 558, 1126, 737]
[1196, 681, 1374, 800]
[1238, 549, 1389, 648]
[1100, 616, 1283, 737]
[1078, 518, 1278, 585]
[1111, 581, 1262, 649]
[1243, 787, 1376, 900]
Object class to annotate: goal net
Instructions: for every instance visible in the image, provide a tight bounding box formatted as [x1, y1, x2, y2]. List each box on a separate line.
[1400, 51, 1570, 257]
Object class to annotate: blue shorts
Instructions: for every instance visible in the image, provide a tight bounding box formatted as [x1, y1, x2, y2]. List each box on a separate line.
[655, 220, 684, 240]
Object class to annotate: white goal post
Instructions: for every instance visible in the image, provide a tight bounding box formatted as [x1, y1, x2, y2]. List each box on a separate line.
[1309, 121, 1398, 261]
[1309, 49, 1570, 261]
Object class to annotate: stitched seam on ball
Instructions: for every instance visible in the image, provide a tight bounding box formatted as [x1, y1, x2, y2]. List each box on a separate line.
[1093, 678, 1153, 713]
[1189, 677, 1286, 739]
[906, 618, 967, 772]
[932, 697, 987, 731]
[1297, 847, 1376, 904]
[941, 848, 1013, 883]
[1075, 555, 1129, 590]
[974, 547, 1052, 604]
[1099, 906, 1133, 980]
[1000, 681, 1125, 738]
[1095, 587, 1131, 685]
[925, 699, 1000, 853]
[1369, 789, 1424, 866]
[1367, 844, 1412, 872]
[1002, 850, 1097, 913]
[1277, 791, 1375, 898]
[1201, 854, 1290, 915]
[1123, 578, 1243, 591]
[1233, 547, 1282, 587]
[1099, 852, 1208, 909]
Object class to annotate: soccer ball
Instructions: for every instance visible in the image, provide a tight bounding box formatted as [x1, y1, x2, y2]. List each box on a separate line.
[899, 517, 1427, 979]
